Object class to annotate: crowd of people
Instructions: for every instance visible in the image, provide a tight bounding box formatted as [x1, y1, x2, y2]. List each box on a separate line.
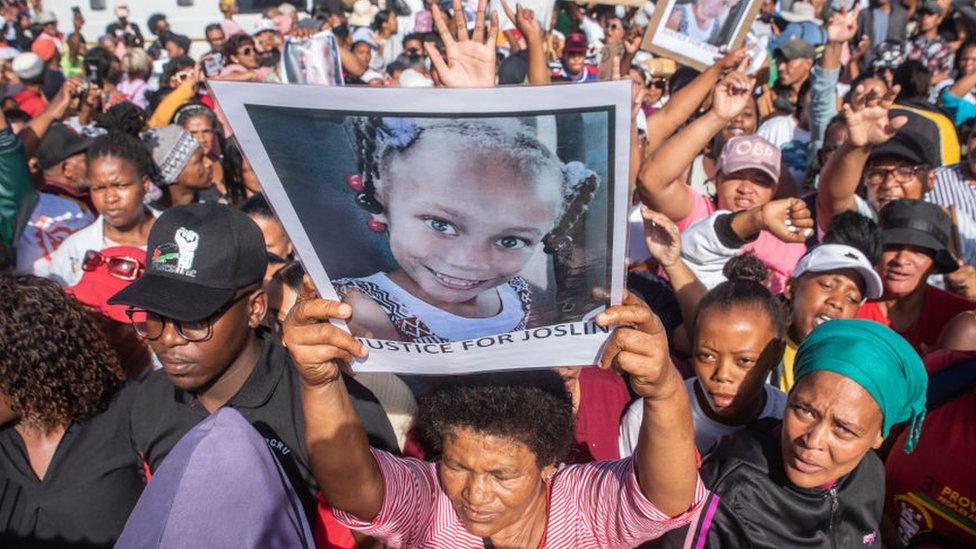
[0, 0, 974, 547]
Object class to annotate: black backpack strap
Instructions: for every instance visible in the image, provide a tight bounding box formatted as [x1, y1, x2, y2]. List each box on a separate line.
[926, 357, 976, 412]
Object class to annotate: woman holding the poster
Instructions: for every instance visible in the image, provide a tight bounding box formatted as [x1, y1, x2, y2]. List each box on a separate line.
[283, 290, 704, 548]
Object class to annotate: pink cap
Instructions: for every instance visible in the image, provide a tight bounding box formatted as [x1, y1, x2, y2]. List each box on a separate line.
[715, 135, 781, 184]
[414, 11, 433, 33]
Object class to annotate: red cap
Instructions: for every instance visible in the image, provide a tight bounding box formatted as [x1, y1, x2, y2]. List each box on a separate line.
[67, 246, 146, 324]
[30, 37, 57, 62]
[564, 32, 588, 54]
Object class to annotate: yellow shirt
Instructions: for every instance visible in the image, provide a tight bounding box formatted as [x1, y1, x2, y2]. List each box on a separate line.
[777, 337, 799, 393]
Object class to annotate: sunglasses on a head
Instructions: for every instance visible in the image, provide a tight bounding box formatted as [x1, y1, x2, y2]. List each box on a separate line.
[82, 250, 144, 281]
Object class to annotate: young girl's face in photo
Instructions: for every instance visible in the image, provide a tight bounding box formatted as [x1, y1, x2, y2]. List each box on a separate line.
[693, 306, 782, 422]
[698, 0, 736, 19]
[380, 138, 563, 306]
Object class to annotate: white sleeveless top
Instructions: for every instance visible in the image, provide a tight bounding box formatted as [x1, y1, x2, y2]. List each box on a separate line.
[335, 272, 532, 343]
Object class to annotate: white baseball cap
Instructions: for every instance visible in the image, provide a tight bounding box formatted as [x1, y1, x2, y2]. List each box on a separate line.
[791, 244, 883, 300]
[12, 52, 43, 81]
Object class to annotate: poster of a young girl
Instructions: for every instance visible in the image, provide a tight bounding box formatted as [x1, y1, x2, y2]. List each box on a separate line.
[213, 82, 630, 374]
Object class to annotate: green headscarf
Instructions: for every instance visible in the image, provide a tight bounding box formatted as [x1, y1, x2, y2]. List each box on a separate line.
[794, 319, 927, 453]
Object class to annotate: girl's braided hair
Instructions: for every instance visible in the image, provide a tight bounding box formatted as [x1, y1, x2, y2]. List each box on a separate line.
[351, 116, 600, 254]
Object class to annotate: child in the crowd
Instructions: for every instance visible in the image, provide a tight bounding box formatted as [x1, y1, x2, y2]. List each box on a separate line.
[619, 254, 788, 456]
[773, 243, 884, 391]
[336, 117, 600, 343]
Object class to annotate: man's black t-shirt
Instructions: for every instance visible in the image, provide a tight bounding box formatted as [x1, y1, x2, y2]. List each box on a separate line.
[128, 333, 399, 524]
[0, 390, 143, 548]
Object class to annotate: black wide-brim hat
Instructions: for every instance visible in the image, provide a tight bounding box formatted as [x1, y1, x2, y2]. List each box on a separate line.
[879, 199, 959, 274]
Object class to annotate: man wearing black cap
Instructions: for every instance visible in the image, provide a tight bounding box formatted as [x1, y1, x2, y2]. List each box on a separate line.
[758, 38, 814, 118]
[817, 90, 940, 227]
[16, 122, 96, 277]
[816, 89, 976, 297]
[109, 203, 398, 529]
[856, 199, 974, 351]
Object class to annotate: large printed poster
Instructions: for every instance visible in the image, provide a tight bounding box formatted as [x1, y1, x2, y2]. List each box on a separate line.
[211, 81, 631, 374]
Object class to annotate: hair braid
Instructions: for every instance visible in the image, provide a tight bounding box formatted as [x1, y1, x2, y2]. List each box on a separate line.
[543, 171, 599, 254]
[353, 116, 385, 214]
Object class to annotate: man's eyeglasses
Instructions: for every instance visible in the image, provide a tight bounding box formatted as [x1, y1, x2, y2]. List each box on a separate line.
[864, 166, 927, 185]
[126, 288, 257, 342]
[83, 250, 143, 281]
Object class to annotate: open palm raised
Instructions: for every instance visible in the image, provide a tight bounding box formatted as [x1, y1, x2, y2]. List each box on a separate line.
[841, 84, 908, 148]
[425, 0, 499, 88]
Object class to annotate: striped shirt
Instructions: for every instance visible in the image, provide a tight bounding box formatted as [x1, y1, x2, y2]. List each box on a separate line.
[930, 164, 976, 224]
[333, 449, 707, 548]
[928, 164, 976, 265]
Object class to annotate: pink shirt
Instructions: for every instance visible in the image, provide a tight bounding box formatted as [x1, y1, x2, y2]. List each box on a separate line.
[677, 189, 807, 294]
[220, 18, 244, 38]
[333, 449, 706, 548]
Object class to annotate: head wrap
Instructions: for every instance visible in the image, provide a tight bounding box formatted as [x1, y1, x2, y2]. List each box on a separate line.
[143, 125, 200, 186]
[794, 319, 928, 453]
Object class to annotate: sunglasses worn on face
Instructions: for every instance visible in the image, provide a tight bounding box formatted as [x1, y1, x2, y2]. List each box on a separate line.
[650, 80, 666, 89]
[174, 71, 193, 82]
[238, 46, 255, 56]
[82, 250, 143, 281]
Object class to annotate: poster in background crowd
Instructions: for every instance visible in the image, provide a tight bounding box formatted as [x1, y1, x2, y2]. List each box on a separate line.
[281, 31, 344, 86]
[211, 81, 631, 374]
[641, 0, 761, 70]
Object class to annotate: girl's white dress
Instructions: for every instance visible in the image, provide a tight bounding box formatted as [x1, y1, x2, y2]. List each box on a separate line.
[334, 273, 532, 343]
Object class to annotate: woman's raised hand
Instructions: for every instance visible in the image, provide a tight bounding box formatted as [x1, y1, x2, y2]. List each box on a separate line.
[282, 277, 367, 387]
[641, 206, 682, 268]
[710, 57, 755, 121]
[500, 0, 541, 43]
[842, 84, 907, 148]
[758, 197, 815, 243]
[595, 292, 677, 400]
[425, 0, 499, 88]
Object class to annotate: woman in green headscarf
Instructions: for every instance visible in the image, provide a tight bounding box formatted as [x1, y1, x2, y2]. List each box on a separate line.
[662, 319, 928, 548]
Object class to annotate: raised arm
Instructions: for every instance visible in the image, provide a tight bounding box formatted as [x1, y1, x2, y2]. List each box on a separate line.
[20, 78, 81, 159]
[810, 8, 857, 150]
[816, 85, 906, 227]
[729, 197, 814, 243]
[501, 0, 549, 85]
[641, 207, 706, 354]
[424, 0, 498, 88]
[282, 284, 383, 521]
[643, 48, 749, 154]
[637, 66, 755, 222]
[0, 109, 36, 247]
[595, 292, 698, 517]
